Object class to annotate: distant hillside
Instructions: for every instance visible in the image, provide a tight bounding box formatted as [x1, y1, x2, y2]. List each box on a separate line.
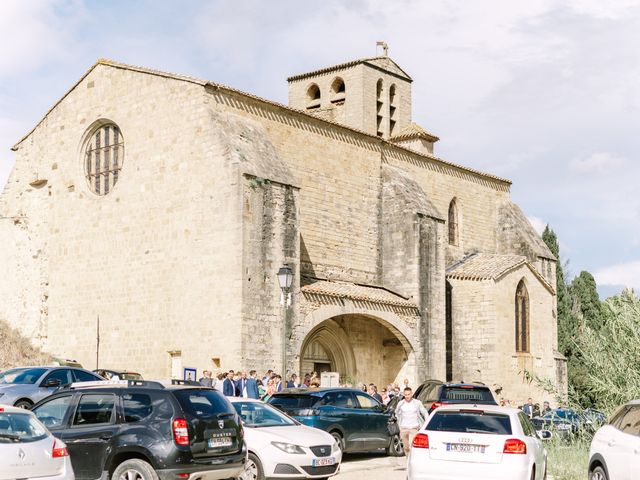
[0, 319, 52, 369]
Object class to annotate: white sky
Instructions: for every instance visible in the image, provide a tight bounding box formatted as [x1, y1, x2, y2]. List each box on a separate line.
[1, 0, 639, 297]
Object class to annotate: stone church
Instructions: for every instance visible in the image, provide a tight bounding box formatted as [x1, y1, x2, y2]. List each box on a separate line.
[0, 52, 567, 402]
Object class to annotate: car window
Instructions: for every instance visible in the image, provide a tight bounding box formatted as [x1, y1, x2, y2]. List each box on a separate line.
[518, 412, 536, 437]
[417, 384, 440, 403]
[609, 406, 629, 429]
[173, 389, 236, 417]
[123, 393, 153, 422]
[619, 406, 640, 436]
[73, 370, 101, 382]
[233, 401, 296, 427]
[0, 412, 48, 443]
[33, 395, 73, 429]
[442, 387, 494, 403]
[355, 393, 380, 409]
[72, 394, 116, 426]
[42, 369, 72, 386]
[0, 368, 47, 385]
[321, 391, 356, 408]
[426, 410, 512, 435]
[268, 394, 320, 409]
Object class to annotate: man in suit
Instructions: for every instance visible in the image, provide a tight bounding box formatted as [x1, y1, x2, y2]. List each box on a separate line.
[286, 373, 299, 389]
[522, 398, 535, 418]
[246, 370, 260, 399]
[235, 371, 248, 398]
[198, 370, 213, 388]
[223, 372, 235, 397]
[274, 374, 283, 392]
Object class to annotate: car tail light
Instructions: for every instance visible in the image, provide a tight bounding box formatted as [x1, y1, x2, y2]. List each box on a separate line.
[176, 475, 190, 479]
[412, 433, 429, 449]
[503, 438, 527, 454]
[173, 418, 190, 446]
[52, 439, 69, 457]
[430, 402, 443, 411]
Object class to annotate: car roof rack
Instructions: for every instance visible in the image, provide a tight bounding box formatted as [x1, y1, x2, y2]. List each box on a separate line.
[61, 379, 165, 390]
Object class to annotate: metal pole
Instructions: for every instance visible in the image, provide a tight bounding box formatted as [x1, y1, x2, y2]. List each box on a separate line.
[96, 315, 100, 369]
[281, 297, 287, 377]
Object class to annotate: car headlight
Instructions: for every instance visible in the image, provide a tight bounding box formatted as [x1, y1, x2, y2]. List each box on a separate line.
[332, 439, 340, 453]
[271, 442, 306, 454]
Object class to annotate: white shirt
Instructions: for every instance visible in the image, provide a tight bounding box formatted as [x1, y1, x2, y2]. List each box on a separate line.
[398, 399, 423, 429]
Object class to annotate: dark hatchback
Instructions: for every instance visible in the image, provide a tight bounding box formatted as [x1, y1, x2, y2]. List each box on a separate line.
[267, 388, 402, 455]
[531, 408, 594, 438]
[30, 380, 246, 480]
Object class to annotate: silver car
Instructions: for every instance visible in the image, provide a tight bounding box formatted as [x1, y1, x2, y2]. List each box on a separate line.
[0, 367, 104, 409]
[0, 404, 74, 480]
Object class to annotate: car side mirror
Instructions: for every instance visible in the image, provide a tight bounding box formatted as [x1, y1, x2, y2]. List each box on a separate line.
[538, 430, 552, 440]
[42, 378, 61, 388]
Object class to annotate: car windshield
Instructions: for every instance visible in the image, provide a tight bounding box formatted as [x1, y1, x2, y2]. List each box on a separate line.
[426, 410, 512, 435]
[0, 412, 48, 443]
[119, 372, 143, 380]
[173, 389, 236, 417]
[233, 401, 297, 427]
[0, 368, 47, 385]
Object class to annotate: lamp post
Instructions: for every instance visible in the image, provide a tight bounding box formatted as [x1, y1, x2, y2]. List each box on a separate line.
[277, 264, 294, 376]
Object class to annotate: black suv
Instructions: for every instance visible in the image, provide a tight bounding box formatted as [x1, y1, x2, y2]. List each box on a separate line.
[31, 380, 246, 480]
[388, 380, 497, 413]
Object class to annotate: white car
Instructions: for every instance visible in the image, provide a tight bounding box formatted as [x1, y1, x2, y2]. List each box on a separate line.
[407, 404, 548, 480]
[0, 404, 74, 480]
[588, 400, 640, 480]
[229, 397, 342, 480]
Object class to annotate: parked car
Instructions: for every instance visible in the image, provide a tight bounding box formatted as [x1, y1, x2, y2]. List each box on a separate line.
[0, 366, 104, 409]
[391, 380, 498, 414]
[0, 404, 74, 480]
[267, 388, 403, 455]
[93, 369, 143, 380]
[230, 397, 342, 480]
[583, 408, 607, 427]
[30, 379, 247, 480]
[407, 404, 549, 480]
[531, 408, 593, 439]
[588, 400, 640, 480]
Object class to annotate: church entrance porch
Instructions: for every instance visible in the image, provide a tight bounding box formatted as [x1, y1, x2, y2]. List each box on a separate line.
[299, 314, 411, 388]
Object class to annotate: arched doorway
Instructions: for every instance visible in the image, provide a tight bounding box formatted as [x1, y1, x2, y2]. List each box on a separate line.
[299, 314, 413, 387]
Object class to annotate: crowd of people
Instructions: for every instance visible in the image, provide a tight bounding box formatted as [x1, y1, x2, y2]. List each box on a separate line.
[197, 369, 322, 400]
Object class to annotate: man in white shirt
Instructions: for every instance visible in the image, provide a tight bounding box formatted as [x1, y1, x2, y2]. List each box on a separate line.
[395, 387, 428, 456]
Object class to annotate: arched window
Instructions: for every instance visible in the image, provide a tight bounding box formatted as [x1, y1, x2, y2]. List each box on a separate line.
[376, 79, 384, 137]
[84, 122, 124, 196]
[448, 199, 459, 245]
[389, 84, 397, 136]
[331, 77, 345, 104]
[515, 280, 530, 353]
[306, 84, 321, 109]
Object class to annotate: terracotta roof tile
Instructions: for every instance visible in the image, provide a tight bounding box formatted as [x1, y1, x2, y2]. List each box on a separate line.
[301, 278, 418, 308]
[390, 122, 440, 142]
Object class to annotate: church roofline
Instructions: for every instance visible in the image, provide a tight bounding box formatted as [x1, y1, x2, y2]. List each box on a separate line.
[390, 122, 440, 143]
[286, 56, 413, 82]
[11, 59, 512, 189]
[446, 253, 555, 294]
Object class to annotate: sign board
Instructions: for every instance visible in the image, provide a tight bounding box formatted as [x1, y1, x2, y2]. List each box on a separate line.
[320, 372, 340, 388]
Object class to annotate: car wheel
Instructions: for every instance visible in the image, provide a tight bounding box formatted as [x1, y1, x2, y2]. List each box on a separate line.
[239, 453, 264, 480]
[14, 399, 33, 409]
[386, 434, 404, 457]
[590, 466, 608, 480]
[330, 431, 345, 453]
[113, 459, 159, 480]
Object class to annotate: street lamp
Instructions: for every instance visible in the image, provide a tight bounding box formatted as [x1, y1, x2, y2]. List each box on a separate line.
[278, 264, 294, 377]
[277, 264, 293, 307]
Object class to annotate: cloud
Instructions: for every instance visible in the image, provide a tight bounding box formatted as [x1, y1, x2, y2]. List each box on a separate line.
[595, 260, 640, 290]
[0, 0, 85, 78]
[527, 216, 547, 235]
[569, 152, 627, 173]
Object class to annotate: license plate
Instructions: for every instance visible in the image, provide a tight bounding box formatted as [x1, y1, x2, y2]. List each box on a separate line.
[312, 457, 335, 467]
[446, 443, 485, 453]
[208, 437, 233, 448]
